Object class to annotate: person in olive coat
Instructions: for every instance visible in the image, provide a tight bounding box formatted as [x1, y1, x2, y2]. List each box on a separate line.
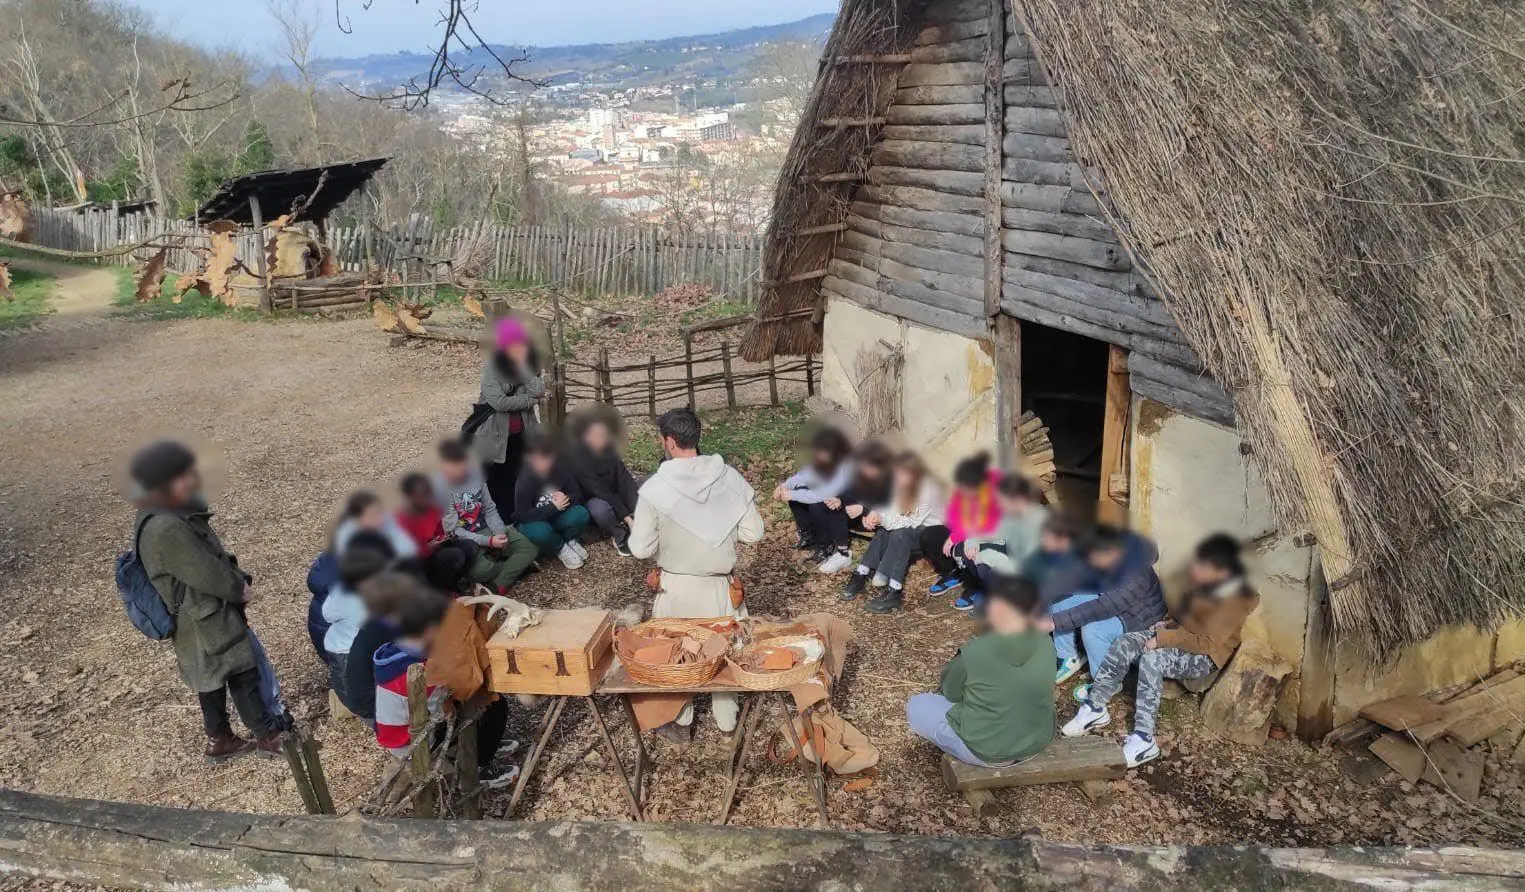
[130, 441, 283, 763]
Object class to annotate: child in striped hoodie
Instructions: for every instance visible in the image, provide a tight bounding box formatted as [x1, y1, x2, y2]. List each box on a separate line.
[373, 588, 519, 788]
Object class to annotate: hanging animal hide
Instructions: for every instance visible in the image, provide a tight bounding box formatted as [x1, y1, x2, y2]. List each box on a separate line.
[134, 249, 169, 303]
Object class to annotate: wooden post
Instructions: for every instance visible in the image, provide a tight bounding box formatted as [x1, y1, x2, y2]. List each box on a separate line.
[456, 715, 482, 820]
[300, 733, 335, 815]
[1097, 344, 1130, 525]
[249, 196, 271, 313]
[805, 355, 817, 397]
[984, 0, 1013, 461]
[768, 355, 780, 407]
[995, 315, 1022, 466]
[721, 340, 737, 410]
[647, 354, 658, 421]
[684, 333, 697, 410]
[598, 347, 612, 404]
[406, 664, 436, 819]
[280, 735, 321, 815]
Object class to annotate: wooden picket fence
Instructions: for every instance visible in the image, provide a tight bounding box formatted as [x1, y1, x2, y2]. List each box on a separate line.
[26, 208, 766, 303]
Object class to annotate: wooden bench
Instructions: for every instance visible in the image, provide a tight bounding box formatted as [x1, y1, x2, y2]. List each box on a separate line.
[941, 737, 1126, 816]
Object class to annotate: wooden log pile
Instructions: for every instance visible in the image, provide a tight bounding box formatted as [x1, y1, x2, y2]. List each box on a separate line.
[1323, 664, 1525, 802]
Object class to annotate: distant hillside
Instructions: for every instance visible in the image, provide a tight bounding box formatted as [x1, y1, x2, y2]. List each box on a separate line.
[311, 13, 835, 95]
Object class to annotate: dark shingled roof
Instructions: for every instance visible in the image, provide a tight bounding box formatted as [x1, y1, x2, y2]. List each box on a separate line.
[191, 157, 388, 225]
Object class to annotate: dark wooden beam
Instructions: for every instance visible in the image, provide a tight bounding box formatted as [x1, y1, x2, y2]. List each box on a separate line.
[0, 789, 1521, 891]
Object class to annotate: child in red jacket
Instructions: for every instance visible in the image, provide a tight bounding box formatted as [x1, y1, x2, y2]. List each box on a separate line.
[395, 473, 446, 556]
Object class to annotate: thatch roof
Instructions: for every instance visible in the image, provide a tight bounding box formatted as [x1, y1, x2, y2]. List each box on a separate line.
[746, 0, 1525, 657]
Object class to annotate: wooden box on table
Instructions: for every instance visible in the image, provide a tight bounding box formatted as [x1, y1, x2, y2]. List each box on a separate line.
[486, 608, 615, 696]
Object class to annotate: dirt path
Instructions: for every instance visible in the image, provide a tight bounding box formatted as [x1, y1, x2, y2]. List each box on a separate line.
[5, 256, 121, 316]
[0, 311, 1521, 848]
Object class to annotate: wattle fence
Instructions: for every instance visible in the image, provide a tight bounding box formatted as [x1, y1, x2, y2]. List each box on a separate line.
[24, 208, 767, 302]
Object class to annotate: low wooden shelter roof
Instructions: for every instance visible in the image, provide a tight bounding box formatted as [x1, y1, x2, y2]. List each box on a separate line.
[192, 157, 388, 225]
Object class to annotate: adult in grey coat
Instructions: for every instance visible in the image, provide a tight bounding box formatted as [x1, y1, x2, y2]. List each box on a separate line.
[476, 317, 546, 509]
[130, 441, 282, 763]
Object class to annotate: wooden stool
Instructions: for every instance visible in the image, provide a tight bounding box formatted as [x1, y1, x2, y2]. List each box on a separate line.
[941, 737, 1126, 817]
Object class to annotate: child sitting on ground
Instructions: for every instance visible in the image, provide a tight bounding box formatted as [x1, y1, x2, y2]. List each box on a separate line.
[775, 426, 855, 574]
[972, 474, 1048, 585]
[335, 489, 419, 559]
[395, 473, 446, 556]
[513, 432, 591, 569]
[1051, 525, 1167, 686]
[906, 575, 1056, 767]
[434, 437, 538, 594]
[1063, 534, 1260, 767]
[372, 585, 519, 789]
[339, 569, 419, 724]
[566, 416, 641, 557]
[322, 531, 395, 709]
[922, 452, 1004, 611]
[840, 452, 942, 614]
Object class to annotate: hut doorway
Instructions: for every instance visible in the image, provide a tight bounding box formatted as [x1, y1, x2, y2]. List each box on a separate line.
[1018, 322, 1115, 521]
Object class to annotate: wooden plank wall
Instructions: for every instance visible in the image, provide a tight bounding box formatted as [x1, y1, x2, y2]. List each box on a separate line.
[821, 0, 995, 342]
[823, 0, 1235, 425]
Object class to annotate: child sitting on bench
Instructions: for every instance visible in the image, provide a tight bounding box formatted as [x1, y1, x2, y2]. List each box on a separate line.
[906, 575, 1056, 767]
[1062, 534, 1260, 767]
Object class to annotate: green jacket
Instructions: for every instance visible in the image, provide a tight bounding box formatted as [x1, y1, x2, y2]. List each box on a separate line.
[939, 629, 1055, 764]
[136, 507, 254, 693]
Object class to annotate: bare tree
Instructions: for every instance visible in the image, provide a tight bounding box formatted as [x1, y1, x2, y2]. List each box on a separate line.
[268, 0, 327, 164]
[333, 0, 544, 109]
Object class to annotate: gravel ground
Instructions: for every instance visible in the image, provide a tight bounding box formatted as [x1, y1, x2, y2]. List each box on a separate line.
[1, 310, 1522, 849]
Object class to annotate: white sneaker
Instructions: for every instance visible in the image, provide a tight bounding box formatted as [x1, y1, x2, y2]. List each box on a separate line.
[556, 542, 585, 570]
[1123, 732, 1160, 767]
[1071, 683, 1091, 704]
[567, 540, 588, 561]
[1055, 656, 1084, 684]
[871, 572, 888, 588]
[1061, 702, 1110, 738]
[817, 549, 853, 574]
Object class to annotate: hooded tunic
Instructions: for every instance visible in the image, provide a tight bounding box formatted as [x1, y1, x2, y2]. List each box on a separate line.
[627, 454, 765, 616]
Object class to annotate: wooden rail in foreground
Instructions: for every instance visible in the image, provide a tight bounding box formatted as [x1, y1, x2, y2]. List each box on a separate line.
[0, 790, 1522, 891]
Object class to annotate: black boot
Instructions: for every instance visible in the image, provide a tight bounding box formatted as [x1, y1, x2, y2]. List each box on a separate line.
[841, 572, 869, 601]
[865, 588, 904, 614]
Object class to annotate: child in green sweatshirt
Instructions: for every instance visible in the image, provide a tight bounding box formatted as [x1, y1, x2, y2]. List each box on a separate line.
[907, 575, 1057, 766]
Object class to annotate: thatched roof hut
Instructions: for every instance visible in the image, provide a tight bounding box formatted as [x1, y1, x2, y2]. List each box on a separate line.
[743, 0, 1525, 721]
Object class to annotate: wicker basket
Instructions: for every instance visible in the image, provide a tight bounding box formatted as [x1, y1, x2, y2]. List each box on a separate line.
[616, 619, 728, 687]
[726, 634, 825, 691]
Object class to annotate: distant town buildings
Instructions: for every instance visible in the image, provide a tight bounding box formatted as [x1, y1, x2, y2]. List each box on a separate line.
[441, 92, 782, 228]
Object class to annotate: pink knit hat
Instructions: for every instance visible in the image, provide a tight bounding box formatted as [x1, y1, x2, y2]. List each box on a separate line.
[495, 317, 528, 350]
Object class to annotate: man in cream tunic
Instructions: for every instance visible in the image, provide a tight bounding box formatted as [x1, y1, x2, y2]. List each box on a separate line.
[628, 407, 765, 734]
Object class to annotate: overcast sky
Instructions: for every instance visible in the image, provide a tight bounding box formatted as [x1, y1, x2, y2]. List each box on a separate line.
[125, 0, 839, 57]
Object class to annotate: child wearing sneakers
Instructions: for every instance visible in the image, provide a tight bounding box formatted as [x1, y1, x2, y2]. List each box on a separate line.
[775, 426, 855, 573]
[840, 452, 943, 613]
[1050, 524, 1166, 686]
[906, 575, 1056, 767]
[435, 438, 539, 594]
[920, 452, 1004, 611]
[1062, 534, 1260, 767]
[512, 432, 591, 569]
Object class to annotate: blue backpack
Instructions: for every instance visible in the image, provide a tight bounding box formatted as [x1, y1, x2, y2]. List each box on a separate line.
[115, 512, 177, 640]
